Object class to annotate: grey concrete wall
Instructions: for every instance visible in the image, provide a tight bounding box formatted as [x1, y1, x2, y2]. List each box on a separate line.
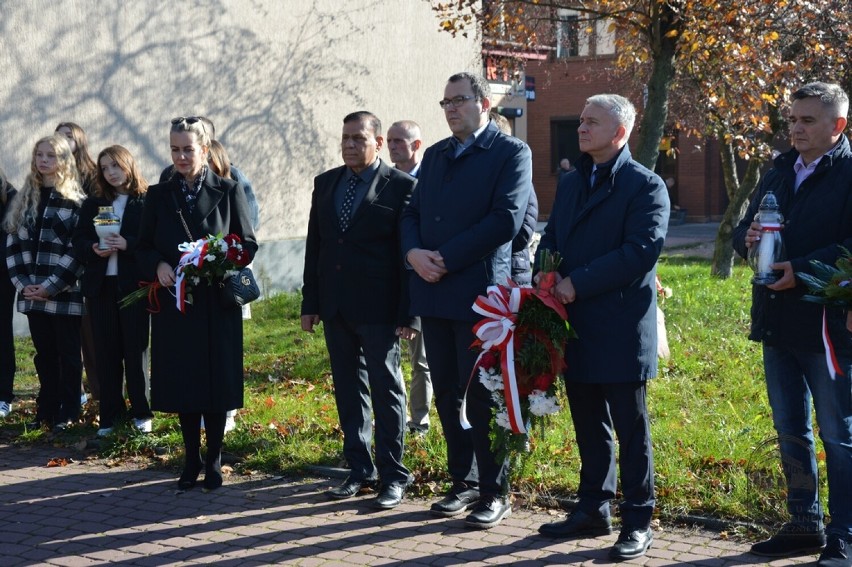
[0, 0, 480, 299]
[2, 0, 481, 335]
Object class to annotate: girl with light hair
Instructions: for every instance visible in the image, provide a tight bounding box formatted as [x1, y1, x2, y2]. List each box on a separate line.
[4, 134, 86, 430]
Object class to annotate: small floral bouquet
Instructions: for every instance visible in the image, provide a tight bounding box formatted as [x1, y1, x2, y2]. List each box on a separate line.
[464, 250, 575, 463]
[120, 233, 250, 313]
[798, 247, 852, 308]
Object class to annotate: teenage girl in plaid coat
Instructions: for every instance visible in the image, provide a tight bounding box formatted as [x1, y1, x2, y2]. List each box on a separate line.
[3, 134, 86, 429]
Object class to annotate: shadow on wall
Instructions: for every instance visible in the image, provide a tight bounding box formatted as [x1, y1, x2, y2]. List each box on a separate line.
[0, 0, 377, 240]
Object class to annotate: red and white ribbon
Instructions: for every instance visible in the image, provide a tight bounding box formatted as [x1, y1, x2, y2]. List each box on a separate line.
[461, 285, 529, 434]
[173, 238, 209, 312]
[822, 307, 844, 380]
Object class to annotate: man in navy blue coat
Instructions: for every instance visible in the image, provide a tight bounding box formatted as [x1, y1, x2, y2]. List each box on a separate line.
[401, 72, 532, 529]
[535, 94, 669, 560]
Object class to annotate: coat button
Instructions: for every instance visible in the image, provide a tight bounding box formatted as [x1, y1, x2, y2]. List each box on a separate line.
[769, 294, 776, 299]
[335, 265, 341, 271]
[338, 238, 344, 244]
[766, 330, 773, 336]
[435, 216, 442, 222]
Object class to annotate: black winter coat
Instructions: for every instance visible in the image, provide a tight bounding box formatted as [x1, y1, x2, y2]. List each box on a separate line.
[136, 170, 257, 413]
[733, 135, 852, 352]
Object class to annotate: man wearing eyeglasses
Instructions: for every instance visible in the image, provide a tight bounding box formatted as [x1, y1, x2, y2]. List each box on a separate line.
[401, 72, 532, 529]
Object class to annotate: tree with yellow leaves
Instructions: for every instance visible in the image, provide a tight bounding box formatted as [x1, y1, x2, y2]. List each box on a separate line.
[429, 0, 852, 277]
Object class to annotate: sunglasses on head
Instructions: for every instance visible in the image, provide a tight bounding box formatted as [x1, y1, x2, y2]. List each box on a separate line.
[171, 116, 202, 126]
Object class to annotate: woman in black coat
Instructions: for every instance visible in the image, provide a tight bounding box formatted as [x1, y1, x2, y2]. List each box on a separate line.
[72, 145, 152, 437]
[137, 117, 256, 491]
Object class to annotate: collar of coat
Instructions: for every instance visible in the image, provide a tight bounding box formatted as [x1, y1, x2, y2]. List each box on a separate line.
[438, 120, 502, 157]
[577, 144, 632, 187]
[774, 134, 851, 177]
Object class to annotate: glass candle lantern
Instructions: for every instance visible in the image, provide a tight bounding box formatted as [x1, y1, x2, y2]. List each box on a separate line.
[747, 191, 786, 285]
[93, 206, 121, 250]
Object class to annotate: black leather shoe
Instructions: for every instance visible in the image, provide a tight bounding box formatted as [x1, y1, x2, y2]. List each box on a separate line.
[609, 526, 653, 560]
[751, 523, 826, 557]
[430, 482, 480, 517]
[326, 477, 376, 500]
[464, 495, 511, 529]
[373, 483, 405, 509]
[818, 534, 851, 567]
[538, 509, 612, 538]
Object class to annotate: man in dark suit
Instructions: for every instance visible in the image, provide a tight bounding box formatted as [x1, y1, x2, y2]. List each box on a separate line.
[301, 111, 418, 510]
[535, 94, 669, 561]
[401, 72, 532, 529]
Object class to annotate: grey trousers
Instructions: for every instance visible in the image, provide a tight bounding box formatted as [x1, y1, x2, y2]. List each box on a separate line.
[407, 331, 432, 431]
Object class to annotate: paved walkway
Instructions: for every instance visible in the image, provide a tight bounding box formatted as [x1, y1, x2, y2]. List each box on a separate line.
[1, 443, 816, 566]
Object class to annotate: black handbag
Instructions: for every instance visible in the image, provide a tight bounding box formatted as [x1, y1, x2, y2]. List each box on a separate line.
[171, 190, 259, 307]
[219, 267, 260, 306]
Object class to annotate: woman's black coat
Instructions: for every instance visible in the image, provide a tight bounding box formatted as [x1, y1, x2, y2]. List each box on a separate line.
[136, 170, 257, 413]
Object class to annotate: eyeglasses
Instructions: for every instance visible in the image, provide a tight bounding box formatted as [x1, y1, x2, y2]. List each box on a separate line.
[438, 95, 476, 109]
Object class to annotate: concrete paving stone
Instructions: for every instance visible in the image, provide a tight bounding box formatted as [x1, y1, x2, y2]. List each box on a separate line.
[0, 442, 822, 566]
[0, 543, 30, 557]
[368, 546, 425, 561]
[389, 536, 419, 550]
[413, 541, 446, 554]
[222, 523, 277, 537]
[226, 560, 275, 567]
[684, 553, 731, 564]
[513, 548, 547, 559]
[675, 539, 717, 554]
[43, 555, 101, 566]
[644, 545, 681, 560]
[289, 544, 329, 558]
[221, 535, 268, 550]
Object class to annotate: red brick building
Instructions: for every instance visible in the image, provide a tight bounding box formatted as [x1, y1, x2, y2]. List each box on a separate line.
[484, 11, 729, 222]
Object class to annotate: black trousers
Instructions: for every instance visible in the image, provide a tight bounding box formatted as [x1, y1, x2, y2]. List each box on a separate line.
[322, 314, 410, 486]
[422, 316, 507, 496]
[88, 277, 151, 428]
[27, 312, 82, 424]
[565, 380, 656, 529]
[0, 273, 15, 403]
[80, 305, 99, 399]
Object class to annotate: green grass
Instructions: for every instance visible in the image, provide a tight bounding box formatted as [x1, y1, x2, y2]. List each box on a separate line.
[0, 256, 824, 528]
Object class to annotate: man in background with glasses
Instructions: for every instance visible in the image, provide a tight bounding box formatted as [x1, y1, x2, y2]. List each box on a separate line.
[401, 72, 532, 530]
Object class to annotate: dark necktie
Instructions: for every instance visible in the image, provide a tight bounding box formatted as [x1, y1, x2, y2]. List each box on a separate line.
[339, 174, 360, 232]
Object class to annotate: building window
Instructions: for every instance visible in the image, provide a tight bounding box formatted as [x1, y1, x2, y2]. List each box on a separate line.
[551, 118, 581, 174]
[556, 9, 615, 58]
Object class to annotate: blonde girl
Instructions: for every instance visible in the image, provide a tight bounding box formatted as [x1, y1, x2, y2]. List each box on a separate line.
[4, 134, 86, 429]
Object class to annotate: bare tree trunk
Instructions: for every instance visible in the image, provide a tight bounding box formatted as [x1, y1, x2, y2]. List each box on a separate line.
[710, 141, 764, 278]
[633, 3, 678, 169]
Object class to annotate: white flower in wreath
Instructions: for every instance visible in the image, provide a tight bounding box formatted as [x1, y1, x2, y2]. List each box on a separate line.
[191, 276, 201, 285]
[204, 254, 216, 262]
[478, 367, 504, 392]
[494, 409, 512, 430]
[528, 390, 561, 416]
